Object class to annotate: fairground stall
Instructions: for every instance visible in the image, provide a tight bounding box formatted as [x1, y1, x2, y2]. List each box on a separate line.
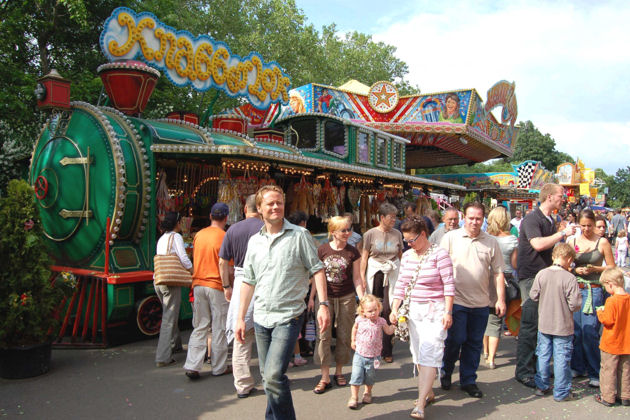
[416, 160, 555, 214]
[29, 8, 469, 347]
[556, 160, 603, 207]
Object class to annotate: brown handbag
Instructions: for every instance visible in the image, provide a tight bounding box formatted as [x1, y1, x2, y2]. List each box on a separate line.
[153, 233, 193, 287]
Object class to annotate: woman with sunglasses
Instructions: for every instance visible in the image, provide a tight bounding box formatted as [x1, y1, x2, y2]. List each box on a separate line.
[390, 216, 454, 419]
[310, 216, 365, 394]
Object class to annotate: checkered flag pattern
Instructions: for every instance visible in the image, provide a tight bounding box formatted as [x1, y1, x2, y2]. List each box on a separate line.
[517, 162, 537, 189]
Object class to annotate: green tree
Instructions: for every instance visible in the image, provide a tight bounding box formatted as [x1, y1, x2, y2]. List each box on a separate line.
[606, 166, 630, 208]
[511, 121, 574, 170]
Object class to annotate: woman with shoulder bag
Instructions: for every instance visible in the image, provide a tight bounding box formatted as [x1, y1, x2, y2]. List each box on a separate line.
[390, 216, 454, 419]
[154, 212, 193, 367]
[483, 207, 518, 369]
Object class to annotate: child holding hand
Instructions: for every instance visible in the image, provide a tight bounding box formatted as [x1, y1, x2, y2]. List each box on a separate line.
[530, 243, 582, 402]
[348, 294, 395, 409]
[595, 267, 630, 407]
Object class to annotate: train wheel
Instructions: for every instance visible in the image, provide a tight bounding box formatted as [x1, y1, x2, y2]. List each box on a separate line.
[135, 296, 162, 336]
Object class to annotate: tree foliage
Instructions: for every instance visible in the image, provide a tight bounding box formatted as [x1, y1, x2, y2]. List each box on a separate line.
[606, 167, 630, 208]
[511, 121, 574, 171]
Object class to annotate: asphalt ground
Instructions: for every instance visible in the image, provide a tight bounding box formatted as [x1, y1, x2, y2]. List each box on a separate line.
[2, 328, 629, 419]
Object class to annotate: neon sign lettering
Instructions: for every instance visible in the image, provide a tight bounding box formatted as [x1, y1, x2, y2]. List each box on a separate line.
[100, 7, 291, 109]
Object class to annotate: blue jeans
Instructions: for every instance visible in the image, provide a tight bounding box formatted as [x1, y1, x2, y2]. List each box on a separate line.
[254, 314, 304, 420]
[349, 353, 378, 386]
[571, 287, 603, 380]
[535, 332, 573, 400]
[442, 304, 489, 386]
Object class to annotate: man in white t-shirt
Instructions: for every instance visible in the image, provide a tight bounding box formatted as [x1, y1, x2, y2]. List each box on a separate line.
[510, 209, 523, 232]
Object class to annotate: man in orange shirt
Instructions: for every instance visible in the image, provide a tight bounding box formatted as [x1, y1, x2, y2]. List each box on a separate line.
[184, 203, 230, 379]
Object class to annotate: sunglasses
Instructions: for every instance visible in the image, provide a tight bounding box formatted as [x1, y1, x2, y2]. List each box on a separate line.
[403, 233, 421, 244]
[338, 228, 352, 233]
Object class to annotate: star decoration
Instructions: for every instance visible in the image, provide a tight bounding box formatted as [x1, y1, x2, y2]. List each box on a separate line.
[372, 85, 396, 108]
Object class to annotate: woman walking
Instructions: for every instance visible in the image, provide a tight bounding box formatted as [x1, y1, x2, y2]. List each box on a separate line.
[154, 212, 193, 367]
[311, 216, 365, 393]
[360, 203, 404, 363]
[483, 207, 518, 368]
[391, 216, 454, 419]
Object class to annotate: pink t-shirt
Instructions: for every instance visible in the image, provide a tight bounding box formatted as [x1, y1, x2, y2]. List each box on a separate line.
[355, 316, 387, 358]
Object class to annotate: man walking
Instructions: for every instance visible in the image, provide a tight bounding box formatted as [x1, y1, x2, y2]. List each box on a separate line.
[220, 194, 264, 398]
[439, 201, 506, 398]
[429, 207, 460, 245]
[184, 203, 231, 379]
[515, 184, 576, 388]
[236, 185, 330, 420]
[611, 209, 626, 245]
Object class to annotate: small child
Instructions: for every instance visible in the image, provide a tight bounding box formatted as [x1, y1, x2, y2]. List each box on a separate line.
[530, 242, 582, 402]
[614, 230, 628, 267]
[594, 267, 630, 407]
[348, 294, 395, 409]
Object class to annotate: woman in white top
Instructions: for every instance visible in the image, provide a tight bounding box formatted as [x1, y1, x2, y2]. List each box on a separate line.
[154, 212, 193, 367]
[483, 207, 518, 368]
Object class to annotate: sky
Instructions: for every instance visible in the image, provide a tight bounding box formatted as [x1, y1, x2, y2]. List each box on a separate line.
[294, 0, 630, 176]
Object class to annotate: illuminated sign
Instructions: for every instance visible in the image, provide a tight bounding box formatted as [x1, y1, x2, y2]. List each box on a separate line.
[100, 7, 291, 109]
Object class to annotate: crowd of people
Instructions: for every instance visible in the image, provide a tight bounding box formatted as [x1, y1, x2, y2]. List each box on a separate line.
[153, 183, 630, 420]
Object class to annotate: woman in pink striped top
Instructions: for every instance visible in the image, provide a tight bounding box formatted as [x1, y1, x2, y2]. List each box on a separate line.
[390, 216, 455, 419]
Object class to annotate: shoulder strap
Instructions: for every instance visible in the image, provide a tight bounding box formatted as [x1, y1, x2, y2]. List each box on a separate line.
[595, 236, 602, 248]
[166, 233, 176, 255]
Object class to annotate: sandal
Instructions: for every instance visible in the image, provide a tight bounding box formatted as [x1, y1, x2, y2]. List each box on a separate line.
[594, 394, 615, 407]
[362, 392, 373, 404]
[410, 406, 425, 419]
[313, 380, 332, 394]
[334, 374, 347, 387]
[347, 397, 359, 409]
[413, 394, 435, 406]
[383, 356, 394, 363]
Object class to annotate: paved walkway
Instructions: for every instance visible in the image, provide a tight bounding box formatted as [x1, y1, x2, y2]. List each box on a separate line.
[1, 331, 628, 419]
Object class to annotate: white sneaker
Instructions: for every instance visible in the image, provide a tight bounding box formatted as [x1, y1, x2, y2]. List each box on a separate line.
[589, 379, 600, 388]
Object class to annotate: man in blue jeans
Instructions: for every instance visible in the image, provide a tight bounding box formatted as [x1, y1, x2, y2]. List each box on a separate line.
[439, 202, 506, 398]
[236, 185, 330, 420]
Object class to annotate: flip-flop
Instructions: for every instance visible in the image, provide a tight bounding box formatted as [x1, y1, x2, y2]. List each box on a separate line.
[334, 374, 347, 386]
[594, 394, 615, 407]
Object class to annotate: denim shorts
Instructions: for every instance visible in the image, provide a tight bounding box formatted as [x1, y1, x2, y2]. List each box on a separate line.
[349, 353, 378, 386]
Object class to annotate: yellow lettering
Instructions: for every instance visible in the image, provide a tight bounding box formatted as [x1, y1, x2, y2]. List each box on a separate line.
[248, 56, 266, 101]
[107, 13, 155, 59]
[277, 76, 290, 103]
[226, 66, 240, 93]
[174, 37, 195, 79]
[211, 47, 229, 85]
[238, 61, 252, 91]
[194, 43, 213, 81]
[261, 68, 276, 95]
[271, 67, 290, 102]
[154, 28, 167, 61]
[164, 32, 178, 70]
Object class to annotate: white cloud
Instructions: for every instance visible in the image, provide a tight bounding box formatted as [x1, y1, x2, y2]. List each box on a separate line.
[372, 0, 630, 174]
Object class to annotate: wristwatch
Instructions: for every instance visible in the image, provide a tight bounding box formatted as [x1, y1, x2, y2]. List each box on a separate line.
[319, 300, 330, 307]
[222, 284, 231, 289]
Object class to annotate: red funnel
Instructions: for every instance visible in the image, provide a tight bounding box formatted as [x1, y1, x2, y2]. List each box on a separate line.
[97, 61, 160, 115]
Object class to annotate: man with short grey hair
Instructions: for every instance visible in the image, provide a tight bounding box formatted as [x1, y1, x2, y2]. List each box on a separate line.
[429, 207, 459, 245]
